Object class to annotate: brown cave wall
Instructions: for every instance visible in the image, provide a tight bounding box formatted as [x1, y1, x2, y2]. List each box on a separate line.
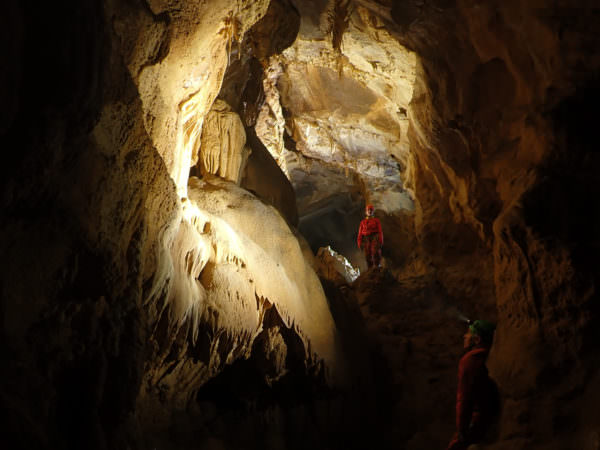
[0, 0, 302, 448]
[1, 1, 180, 449]
[117, 0, 349, 444]
[2, 1, 353, 449]
[393, 0, 600, 447]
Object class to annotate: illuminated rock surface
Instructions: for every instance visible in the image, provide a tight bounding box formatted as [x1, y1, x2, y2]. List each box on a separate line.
[315, 246, 360, 284]
[138, 175, 345, 434]
[1, 0, 599, 449]
[196, 100, 250, 184]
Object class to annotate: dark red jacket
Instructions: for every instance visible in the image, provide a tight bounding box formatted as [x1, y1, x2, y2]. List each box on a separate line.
[455, 346, 494, 435]
[357, 217, 383, 247]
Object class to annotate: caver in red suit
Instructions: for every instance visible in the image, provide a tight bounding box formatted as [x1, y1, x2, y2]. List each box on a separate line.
[447, 320, 498, 450]
[357, 204, 383, 268]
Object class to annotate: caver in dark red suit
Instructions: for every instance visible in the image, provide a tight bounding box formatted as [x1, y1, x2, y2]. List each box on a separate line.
[447, 320, 498, 450]
[357, 204, 383, 268]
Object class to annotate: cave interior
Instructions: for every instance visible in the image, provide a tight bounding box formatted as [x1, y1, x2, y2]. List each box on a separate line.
[1, 0, 600, 449]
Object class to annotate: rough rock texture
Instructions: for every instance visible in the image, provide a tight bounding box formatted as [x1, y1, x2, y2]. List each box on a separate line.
[137, 175, 345, 437]
[196, 100, 250, 184]
[351, 269, 469, 449]
[2, 0, 600, 449]
[217, 0, 304, 227]
[0, 1, 336, 449]
[0, 2, 183, 449]
[245, 1, 420, 269]
[390, 0, 600, 447]
[280, 2, 417, 216]
[315, 246, 361, 284]
[127, 0, 272, 196]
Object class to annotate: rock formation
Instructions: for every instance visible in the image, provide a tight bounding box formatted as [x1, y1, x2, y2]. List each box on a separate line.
[315, 246, 361, 284]
[137, 174, 345, 438]
[1, 0, 599, 449]
[196, 100, 250, 184]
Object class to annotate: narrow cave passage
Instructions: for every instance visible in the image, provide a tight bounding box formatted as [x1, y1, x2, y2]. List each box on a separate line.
[167, 2, 491, 449]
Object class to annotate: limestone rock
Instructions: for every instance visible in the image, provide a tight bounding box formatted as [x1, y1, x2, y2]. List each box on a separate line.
[197, 99, 250, 184]
[394, 1, 600, 447]
[315, 245, 360, 285]
[278, 3, 417, 217]
[160, 175, 342, 382]
[255, 57, 287, 168]
[241, 128, 299, 226]
[130, 0, 271, 196]
[3, 0, 600, 449]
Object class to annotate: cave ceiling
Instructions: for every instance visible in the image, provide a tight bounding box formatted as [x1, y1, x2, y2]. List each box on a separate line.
[253, 0, 417, 221]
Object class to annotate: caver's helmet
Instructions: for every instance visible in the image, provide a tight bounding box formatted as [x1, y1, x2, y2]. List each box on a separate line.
[468, 319, 496, 345]
[366, 204, 374, 216]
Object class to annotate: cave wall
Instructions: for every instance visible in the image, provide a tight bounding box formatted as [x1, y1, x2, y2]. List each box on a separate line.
[2, 0, 600, 448]
[1, 1, 180, 448]
[392, 0, 600, 447]
[0, 1, 343, 449]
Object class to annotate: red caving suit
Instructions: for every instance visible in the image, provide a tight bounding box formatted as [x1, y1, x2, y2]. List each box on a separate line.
[447, 346, 496, 450]
[357, 216, 383, 268]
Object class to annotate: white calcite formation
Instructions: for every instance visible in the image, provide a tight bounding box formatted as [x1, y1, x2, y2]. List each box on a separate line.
[131, 0, 272, 196]
[147, 175, 344, 389]
[187, 176, 339, 367]
[197, 99, 251, 184]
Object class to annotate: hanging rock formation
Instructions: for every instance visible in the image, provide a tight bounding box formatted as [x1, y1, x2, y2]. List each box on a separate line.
[196, 99, 250, 184]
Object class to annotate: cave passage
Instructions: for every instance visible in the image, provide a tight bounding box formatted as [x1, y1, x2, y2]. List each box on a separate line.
[196, 0, 421, 272]
[2, 1, 599, 450]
